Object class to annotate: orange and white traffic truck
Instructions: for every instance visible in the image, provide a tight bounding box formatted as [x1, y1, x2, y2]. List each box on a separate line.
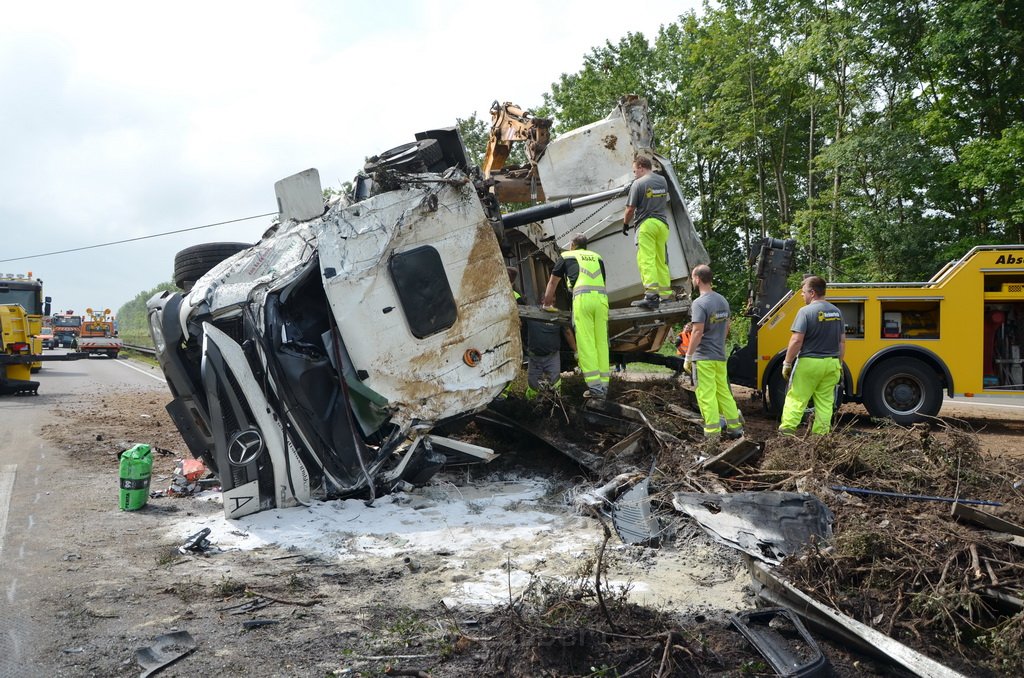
[729, 241, 1024, 423]
[77, 308, 123, 358]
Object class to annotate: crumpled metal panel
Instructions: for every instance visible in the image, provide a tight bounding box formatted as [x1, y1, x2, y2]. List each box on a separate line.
[672, 491, 833, 565]
[179, 220, 319, 334]
[317, 175, 520, 429]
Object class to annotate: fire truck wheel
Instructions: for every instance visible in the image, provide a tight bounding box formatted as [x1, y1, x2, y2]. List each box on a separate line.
[863, 357, 942, 424]
[173, 242, 252, 291]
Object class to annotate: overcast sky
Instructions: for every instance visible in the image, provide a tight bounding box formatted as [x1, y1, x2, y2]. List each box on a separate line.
[1, 1, 697, 318]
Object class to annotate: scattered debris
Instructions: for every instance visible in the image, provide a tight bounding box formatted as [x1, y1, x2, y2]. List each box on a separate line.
[178, 527, 213, 555]
[750, 561, 967, 678]
[167, 458, 207, 497]
[831, 484, 1002, 506]
[730, 607, 830, 677]
[609, 477, 661, 545]
[672, 491, 833, 565]
[136, 630, 197, 678]
[700, 438, 762, 476]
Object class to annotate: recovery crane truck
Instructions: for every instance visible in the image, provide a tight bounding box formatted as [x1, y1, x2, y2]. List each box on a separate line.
[728, 239, 1024, 423]
[77, 308, 123, 358]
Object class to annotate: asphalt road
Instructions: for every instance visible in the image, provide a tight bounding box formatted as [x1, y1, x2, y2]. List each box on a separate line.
[0, 354, 166, 677]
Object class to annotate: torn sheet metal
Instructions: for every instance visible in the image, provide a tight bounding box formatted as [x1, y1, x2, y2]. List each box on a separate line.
[749, 560, 968, 678]
[672, 491, 832, 564]
[136, 630, 197, 678]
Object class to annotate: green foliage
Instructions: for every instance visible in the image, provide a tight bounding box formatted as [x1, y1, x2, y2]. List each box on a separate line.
[455, 112, 490, 169]
[535, 0, 1023, 307]
[116, 281, 178, 347]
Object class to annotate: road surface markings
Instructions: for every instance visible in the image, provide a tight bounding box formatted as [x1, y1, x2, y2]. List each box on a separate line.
[945, 399, 1024, 411]
[0, 465, 15, 561]
[112, 359, 167, 383]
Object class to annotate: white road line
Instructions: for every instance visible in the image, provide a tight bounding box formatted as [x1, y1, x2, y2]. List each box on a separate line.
[945, 400, 1024, 411]
[0, 465, 16, 560]
[113, 359, 167, 383]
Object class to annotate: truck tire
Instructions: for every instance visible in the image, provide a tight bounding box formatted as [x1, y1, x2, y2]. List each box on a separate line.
[173, 242, 251, 291]
[863, 358, 942, 424]
[364, 139, 443, 174]
[764, 367, 787, 418]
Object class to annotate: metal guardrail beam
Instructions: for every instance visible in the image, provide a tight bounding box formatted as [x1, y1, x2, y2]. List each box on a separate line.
[122, 343, 157, 357]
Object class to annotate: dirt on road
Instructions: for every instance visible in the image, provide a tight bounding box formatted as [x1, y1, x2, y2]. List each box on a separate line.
[22, 376, 1024, 676]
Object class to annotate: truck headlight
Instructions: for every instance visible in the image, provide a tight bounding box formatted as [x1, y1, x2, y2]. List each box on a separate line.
[149, 312, 166, 354]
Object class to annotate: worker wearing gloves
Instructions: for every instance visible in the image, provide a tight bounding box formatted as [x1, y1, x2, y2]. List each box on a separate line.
[542, 234, 610, 399]
[778, 275, 846, 435]
[624, 155, 672, 310]
[683, 264, 744, 440]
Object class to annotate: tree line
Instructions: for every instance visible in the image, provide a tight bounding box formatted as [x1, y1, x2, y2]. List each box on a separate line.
[507, 0, 1022, 304]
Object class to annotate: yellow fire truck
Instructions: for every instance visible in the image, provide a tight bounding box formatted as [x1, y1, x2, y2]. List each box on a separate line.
[729, 242, 1024, 423]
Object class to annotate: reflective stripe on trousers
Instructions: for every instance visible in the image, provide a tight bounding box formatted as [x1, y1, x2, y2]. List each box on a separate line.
[572, 291, 609, 391]
[694, 360, 742, 437]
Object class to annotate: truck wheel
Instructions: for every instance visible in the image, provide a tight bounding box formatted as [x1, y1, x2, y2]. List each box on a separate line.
[174, 242, 252, 291]
[764, 367, 787, 418]
[863, 358, 942, 424]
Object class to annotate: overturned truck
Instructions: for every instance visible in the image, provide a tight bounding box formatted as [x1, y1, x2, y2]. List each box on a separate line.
[148, 97, 707, 518]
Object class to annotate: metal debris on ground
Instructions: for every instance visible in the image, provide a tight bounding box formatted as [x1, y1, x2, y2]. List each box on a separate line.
[135, 630, 197, 678]
[671, 491, 833, 565]
[729, 607, 830, 678]
[167, 458, 208, 496]
[178, 527, 214, 555]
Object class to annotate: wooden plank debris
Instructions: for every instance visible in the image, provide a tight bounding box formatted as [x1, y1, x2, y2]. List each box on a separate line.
[700, 438, 761, 476]
[950, 502, 1024, 537]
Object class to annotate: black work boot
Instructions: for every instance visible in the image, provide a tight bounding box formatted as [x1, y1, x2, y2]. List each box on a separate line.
[630, 293, 660, 310]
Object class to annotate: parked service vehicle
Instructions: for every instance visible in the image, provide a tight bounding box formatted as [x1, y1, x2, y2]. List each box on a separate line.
[1, 303, 86, 395]
[0, 272, 51, 370]
[38, 326, 54, 349]
[51, 312, 82, 348]
[729, 240, 1024, 423]
[77, 308, 123, 358]
[148, 97, 708, 518]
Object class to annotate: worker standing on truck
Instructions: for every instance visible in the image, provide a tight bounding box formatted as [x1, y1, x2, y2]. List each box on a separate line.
[542, 234, 610, 399]
[778, 275, 846, 435]
[683, 265, 744, 440]
[624, 155, 672, 310]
